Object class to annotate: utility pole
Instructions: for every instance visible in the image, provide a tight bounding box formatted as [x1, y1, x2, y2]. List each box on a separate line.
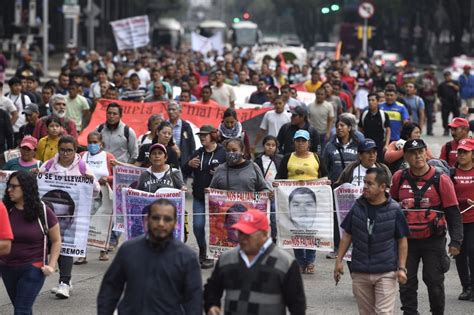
[43, 0, 49, 76]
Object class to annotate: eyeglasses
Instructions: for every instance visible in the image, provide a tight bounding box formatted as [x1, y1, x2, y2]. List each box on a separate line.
[59, 148, 75, 155]
[7, 183, 21, 190]
[150, 214, 174, 223]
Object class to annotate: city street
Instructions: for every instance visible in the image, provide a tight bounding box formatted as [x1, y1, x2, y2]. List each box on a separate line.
[1, 112, 472, 314]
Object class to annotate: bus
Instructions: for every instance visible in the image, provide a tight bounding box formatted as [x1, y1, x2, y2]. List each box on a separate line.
[230, 21, 260, 47]
[151, 18, 183, 50]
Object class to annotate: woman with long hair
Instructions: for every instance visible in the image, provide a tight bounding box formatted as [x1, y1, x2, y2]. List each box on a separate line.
[217, 108, 251, 159]
[0, 171, 61, 313]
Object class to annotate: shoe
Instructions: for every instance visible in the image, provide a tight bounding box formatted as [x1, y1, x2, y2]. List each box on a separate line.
[458, 288, 471, 300]
[99, 251, 109, 261]
[200, 258, 215, 269]
[51, 282, 73, 294]
[74, 257, 87, 265]
[55, 282, 71, 299]
[306, 263, 316, 274]
[326, 252, 337, 259]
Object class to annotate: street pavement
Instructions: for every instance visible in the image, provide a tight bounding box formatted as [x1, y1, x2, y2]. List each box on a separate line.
[1, 112, 474, 314]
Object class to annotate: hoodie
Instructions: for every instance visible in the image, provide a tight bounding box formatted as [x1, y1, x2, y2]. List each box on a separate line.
[136, 166, 185, 193]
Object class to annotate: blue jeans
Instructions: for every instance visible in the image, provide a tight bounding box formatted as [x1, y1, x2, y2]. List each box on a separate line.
[0, 263, 45, 315]
[293, 249, 316, 268]
[193, 199, 206, 249]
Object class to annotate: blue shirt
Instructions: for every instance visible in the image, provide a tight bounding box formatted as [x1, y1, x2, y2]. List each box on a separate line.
[170, 119, 182, 147]
[403, 95, 424, 124]
[379, 102, 409, 141]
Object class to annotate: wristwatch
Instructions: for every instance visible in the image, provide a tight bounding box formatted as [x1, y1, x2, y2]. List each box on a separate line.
[398, 267, 407, 273]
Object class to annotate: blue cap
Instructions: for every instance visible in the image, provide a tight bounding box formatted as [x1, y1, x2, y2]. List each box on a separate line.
[358, 138, 377, 152]
[294, 129, 310, 140]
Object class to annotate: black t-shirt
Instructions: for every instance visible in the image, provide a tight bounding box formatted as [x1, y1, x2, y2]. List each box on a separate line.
[438, 81, 459, 105]
[358, 109, 390, 145]
[137, 143, 180, 169]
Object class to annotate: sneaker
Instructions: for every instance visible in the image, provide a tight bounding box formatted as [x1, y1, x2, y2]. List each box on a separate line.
[326, 252, 337, 259]
[56, 282, 71, 299]
[200, 258, 215, 269]
[458, 288, 471, 300]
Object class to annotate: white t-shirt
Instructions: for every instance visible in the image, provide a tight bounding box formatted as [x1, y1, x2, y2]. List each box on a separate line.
[83, 151, 109, 179]
[211, 84, 236, 107]
[261, 155, 277, 185]
[307, 100, 334, 134]
[127, 68, 151, 88]
[351, 164, 375, 186]
[0, 96, 18, 117]
[259, 110, 291, 136]
[8, 93, 31, 132]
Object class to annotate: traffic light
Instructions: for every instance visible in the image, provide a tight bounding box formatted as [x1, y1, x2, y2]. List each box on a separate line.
[243, 12, 250, 20]
[321, 7, 330, 14]
[233, 17, 240, 23]
[331, 4, 340, 11]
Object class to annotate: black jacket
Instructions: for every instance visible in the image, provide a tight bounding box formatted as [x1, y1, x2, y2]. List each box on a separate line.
[97, 235, 202, 315]
[0, 109, 14, 153]
[277, 122, 320, 155]
[176, 119, 196, 169]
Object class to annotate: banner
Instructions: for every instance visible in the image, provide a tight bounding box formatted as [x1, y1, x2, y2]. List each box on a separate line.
[0, 171, 13, 200]
[191, 32, 224, 55]
[121, 187, 185, 241]
[78, 100, 270, 146]
[110, 15, 150, 50]
[87, 185, 113, 250]
[275, 180, 334, 251]
[334, 183, 363, 261]
[112, 165, 145, 232]
[4, 149, 20, 162]
[37, 173, 94, 257]
[205, 189, 270, 258]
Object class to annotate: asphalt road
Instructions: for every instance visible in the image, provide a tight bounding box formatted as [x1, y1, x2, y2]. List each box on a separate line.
[1, 112, 474, 314]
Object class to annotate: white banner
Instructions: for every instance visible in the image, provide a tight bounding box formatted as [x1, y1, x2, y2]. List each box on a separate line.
[191, 31, 224, 55]
[110, 15, 150, 50]
[275, 180, 334, 251]
[37, 173, 94, 257]
[87, 185, 113, 250]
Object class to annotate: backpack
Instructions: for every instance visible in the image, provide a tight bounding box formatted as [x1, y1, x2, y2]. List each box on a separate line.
[397, 169, 447, 239]
[44, 158, 87, 175]
[98, 123, 130, 144]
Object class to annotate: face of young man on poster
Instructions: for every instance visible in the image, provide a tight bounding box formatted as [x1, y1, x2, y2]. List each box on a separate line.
[288, 189, 317, 229]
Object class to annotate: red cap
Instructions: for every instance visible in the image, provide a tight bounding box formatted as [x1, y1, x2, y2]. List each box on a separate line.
[457, 138, 474, 151]
[231, 210, 269, 234]
[448, 117, 469, 129]
[464, 65, 472, 70]
[20, 135, 38, 150]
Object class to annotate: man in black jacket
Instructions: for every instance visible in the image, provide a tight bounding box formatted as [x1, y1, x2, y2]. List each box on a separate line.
[0, 107, 14, 168]
[277, 105, 320, 155]
[167, 101, 196, 171]
[97, 199, 202, 315]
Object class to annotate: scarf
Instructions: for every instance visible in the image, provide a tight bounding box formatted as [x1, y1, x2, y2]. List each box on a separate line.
[218, 121, 242, 139]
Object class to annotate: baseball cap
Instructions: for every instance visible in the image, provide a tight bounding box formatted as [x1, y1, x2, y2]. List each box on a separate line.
[20, 135, 38, 150]
[231, 210, 269, 234]
[457, 138, 474, 151]
[448, 117, 469, 129]
[403, 139, 427, 153]
[464, 65, 472, 70]
[358, 138, 377, 152]
[149, 143, 167, 155]
[22, 103, 39, 115]
[294, 129, 310, 140]
[290, 105, 308, 117]
[196, 125, 216, 135]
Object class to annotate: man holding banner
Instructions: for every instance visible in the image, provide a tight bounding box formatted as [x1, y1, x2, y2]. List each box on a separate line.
[335, 168, 409, 314]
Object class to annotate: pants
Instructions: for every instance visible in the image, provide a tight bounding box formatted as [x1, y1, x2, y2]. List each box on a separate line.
[333, 208, 340, 250]
[0, 263, 45, 315]
[399, 237, 449, 315]
[424, 98, 435, 134]
[193, 199, 206, 250]
[270, 200, 277, 240]
[293, 249, 316, 268]
[455, 222, 474, 290]
[352, 271, 398, 315]
[441, 102, 460, 131]
[319, 133, 327, 155]
[58, 255, 73, 284]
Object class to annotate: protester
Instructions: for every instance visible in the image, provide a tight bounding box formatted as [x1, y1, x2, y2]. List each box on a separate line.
[0, 171, 61, 313]
[452, 138, 474, 301]
[39, 135, 99, 299]
[167, 102, 195, 170]
[276, 130, 326, 273]
[182, 125, 226, 269]
[97, 199, 203, 314]
[4, 136, 40, 171]
[33, 94, 78, 139]
[35, 116, 63, 162]
[304, 68, 322, 93]
[200, 85, 220, 106]
[335, 168, 409, 314]
[440, 117, 471, 167]
[210, 69, 236, 108]
[6, 77, 32, 145]
[390, 139, 463, 315]
[403, 82, 425, 129]
[0, 202, 13, 256]
[66, 82, 90, 132]
[0, 105, 14, 165]
[308, 87, 335, 151]
[137, 114, 164, 147]
[437, 71, 460, 136]
[379, 87, 410, 141]
[416, 66, 438, 136]
[248, 78, 268, 104]
[459, 65, 474, 110]
[217, 108, 251, 159]
[19, 103, 40, 139]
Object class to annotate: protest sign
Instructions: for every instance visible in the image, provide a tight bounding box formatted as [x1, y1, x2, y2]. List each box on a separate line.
[87, 185, 113, 250]
[37, 173, 94, 257]
[121, 187, 185, 241]
[205, 189, 270, 258]
[334, 183, 363, 261]
[112, 165, 145, 232]
[4, 149, 20, 163]
[78, 100, 270, 146]
[191, 31, 224, 55]
[110, 15, 150, 50]
[0, 171, 13, 200]
[275, 180, 334, 251]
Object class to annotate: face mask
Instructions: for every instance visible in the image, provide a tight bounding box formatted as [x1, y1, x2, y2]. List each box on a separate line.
[88, 143, 101, 155]
[226, 152, 242, 166]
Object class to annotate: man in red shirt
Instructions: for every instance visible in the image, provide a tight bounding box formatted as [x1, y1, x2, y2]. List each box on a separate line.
[0, 202, 13, 256]
[439, 117, 470, 166]
[390, 139, 463, 315]
[453, 138, 474, 301]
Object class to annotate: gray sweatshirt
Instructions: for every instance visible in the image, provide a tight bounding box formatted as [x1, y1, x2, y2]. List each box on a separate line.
[210, 161, 270, 192]
[97, 122, 139, 163]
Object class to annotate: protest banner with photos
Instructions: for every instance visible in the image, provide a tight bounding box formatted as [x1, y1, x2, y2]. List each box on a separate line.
[121, 187, 185, 241]
[112, 165, 145, 231]
[334, 183, 364, 261]
[0, 171, 13, 200]
[205, 189, 270, 258]
[87, 185, 114, 250]
[275, 179, 334, 251]
[37, 173, 94, 257]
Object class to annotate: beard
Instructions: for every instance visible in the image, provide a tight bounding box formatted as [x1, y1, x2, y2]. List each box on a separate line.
[54, 110, 66, 118]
